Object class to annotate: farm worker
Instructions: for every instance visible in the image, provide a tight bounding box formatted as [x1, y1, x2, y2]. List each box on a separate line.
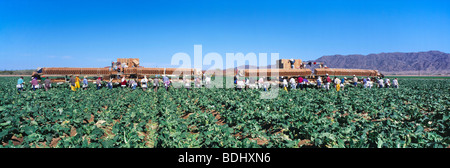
[96, 77, 102, 90]
[302, 77, 309, 91]
[29, 77, 39, 91]
[333, 77, 338, 88]
[17, 76, 24, 91]
[258, 77, 264, 89]
[263, 81, 269, 91]
[247, 78, 255, 89]
[69, 75, 76, 91]
[184, 78, 191, 91]
[352, 75, 358, 87]
[334, 77, 341, 92]
[141, 75, 148, 91]
[121, 77, 127, 88]
[195, 77, 201, 88]
[205, 75, 211, 88]
[297, 76, 303, 90]
[236, 79, 245, 91]
[316, 76, 322, 89]
[392, 78, 399, 88]
[340, 77, 346, 91]
[378, 77, 384, 88]
[289, 77, 296, 90]
[385, 78, 390, 88]
[363, 77, 368, 89]
[116, 62, 122, 72]
[290, 59, 295, 69]
[30, 77, 39, 91]
[282, 78, 288, 92]
[44, 77, 51, 91]
[130, 79, 137, 90]
[368, 77, 373, 89]
[163, 75, 171, 91]
[75, 76, 81, 90]
[153, 77, 160, 92]
[107, 78, 113, 89]
[325, 74, 331, 91]
[82, 76, 89, 90]
[244, 78, 249, 90]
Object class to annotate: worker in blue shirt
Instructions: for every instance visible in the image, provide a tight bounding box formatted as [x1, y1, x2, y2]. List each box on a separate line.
[363, 77, 367, 89]
[17, 77, 24, 91]
[82, 76, 89, 90]
[341, 77, 346, 91]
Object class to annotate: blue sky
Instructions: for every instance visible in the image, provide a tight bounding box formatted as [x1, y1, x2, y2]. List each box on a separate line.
[0, 0, 449, 70]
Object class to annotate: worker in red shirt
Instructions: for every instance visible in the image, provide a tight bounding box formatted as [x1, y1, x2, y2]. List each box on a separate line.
[325, 74, 331, 91]
[297, 76, 303, 90]
[121, 77, 127, 88]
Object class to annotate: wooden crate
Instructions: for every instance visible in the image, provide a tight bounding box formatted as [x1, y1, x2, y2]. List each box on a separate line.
[277, 59, 302, 69]
[117, 58, 140, 67]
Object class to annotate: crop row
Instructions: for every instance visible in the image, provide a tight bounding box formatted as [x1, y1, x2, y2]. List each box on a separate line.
[0, 77, 449, 148]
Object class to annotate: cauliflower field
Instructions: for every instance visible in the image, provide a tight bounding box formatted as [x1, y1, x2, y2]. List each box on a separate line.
[0, 77, 449, 148]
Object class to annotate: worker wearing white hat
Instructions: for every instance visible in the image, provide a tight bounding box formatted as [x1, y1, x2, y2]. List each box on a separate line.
[325, 74, 331, 91]
[282, 77, 288, 91]
[141, 75, 148, 91]
[289, 77, 296, 90]
[107, 78, 113, 89]
[316, 76, 322, 89]
[352, 75, 358, 87]
[82, 76, 89, 90]
[385, 78, 390, 88]
[121, 77, 127, 88]
[334, 77, 341, 92]
[367, 77, 373, 89]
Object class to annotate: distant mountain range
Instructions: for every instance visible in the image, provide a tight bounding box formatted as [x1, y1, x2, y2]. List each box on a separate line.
[312, 50, 450, 75]
[235, 50, 449, 75]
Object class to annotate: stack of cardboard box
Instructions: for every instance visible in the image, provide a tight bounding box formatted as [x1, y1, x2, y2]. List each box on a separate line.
[276, 59, 302, 69]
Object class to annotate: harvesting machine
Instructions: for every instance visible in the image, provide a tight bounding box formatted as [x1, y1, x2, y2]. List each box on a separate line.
[237, 59, 380, 82]
[32, 58, 380, 83]
[32, 58, 199, 83]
